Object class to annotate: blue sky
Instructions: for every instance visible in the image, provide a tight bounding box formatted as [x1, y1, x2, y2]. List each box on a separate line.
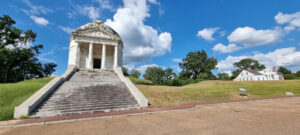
[1, 0, 300, 76]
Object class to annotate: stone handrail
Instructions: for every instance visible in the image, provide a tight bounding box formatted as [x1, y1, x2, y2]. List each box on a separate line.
[114, 67, 148, 107]
[14, 67, 77, 118]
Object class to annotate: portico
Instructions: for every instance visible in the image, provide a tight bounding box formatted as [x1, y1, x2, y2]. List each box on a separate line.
[68, 21, 123, 70]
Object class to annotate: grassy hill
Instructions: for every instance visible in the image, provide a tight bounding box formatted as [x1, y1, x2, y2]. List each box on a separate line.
[137, 80, 300, 107]
[128, 76, 153, 85]
[0, 77, 54, 121]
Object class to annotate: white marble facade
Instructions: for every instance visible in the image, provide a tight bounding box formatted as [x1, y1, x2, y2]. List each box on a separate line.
[68, 21, 123, 69]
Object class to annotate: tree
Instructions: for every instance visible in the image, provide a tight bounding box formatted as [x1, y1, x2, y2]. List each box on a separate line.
[277, 66, 292, 74]
[143, 67, 165, 84]
[0, 15, 56, 83]
[217, 73, 230, 80]
[296, 70, 300, 77]
[178, 70, 192, 80]
[130, 69, 141, 78]
[179, 50, 217, 79]
[42, 63, 57, 77]
[231, 58, 265, 80]
[122, 67, 129, 76]
[164, 68, 177, 80]
[234, 58, 265, 70]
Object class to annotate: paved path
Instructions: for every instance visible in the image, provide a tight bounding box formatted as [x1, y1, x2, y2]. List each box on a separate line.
[1, 97, 300, 135]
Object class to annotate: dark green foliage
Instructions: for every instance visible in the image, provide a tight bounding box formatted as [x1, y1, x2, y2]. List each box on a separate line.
[130, 69, 141, 78]
[277, 66, 292, 74]
[0, 15, 56, 83]
[122, 67, 129, 76]
[284, 74, 296, 80]
[163, 77, 183, 86]
[164, 68, 177, 80]
[179, 50, 217, 79]
[143, 67, 165, 84]
[234, 58, 266, 70]
[296, 71, 300, 77]
[217, 72, 230, 80]
[42, 63, 57, 77]
[179, 70, 192, 80]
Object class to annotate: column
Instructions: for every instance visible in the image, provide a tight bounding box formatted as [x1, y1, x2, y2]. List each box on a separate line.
[114, 46, 118, 67]
[101, 44, 106, 69]
[73, 41, 78, 67]
[88, 42, 93, 69]
[76, 44, 80, 67]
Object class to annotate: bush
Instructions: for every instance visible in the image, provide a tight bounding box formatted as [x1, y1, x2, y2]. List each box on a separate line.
[284, 74, 296, 80]
[162, 77, 183, 86]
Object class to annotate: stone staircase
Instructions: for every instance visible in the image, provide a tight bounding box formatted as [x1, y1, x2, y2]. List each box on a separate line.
[30, 69, 140, 117]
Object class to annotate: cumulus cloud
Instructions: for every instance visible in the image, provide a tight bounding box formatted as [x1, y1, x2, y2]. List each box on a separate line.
[275, 11, 300, 32]
[196, 27, 219, 41]
[59, 26, 75, 33]
[135, 64, 159, 74]
[217, 47, 300, 72]
[105, 0, 172, 64]
[227, 26, 282, 47]
[213, 43, 242, 53]
[30, 16, 49, 26]
[172, 58, 182, 63]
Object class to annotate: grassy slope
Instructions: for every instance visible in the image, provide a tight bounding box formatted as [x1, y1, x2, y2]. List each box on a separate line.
[137, 80, 300, 108]
[0, 77, 54, 121]
[128, 76, 153, 85]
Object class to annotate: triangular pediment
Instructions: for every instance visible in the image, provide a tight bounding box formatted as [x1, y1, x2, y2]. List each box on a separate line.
[71, 23, 121, 41]
[75, 28, 120, 40]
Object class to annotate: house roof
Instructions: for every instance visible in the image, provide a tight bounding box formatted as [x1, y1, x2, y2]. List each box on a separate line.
[246, 69, 263, 75]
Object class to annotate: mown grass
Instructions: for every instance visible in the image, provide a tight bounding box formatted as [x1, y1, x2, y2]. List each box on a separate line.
[0, 77, 54, 121]
[128, 76, 153, 85]
[137, 80, 300, 107]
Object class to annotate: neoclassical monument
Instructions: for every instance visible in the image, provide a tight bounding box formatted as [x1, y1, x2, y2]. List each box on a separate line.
[68, 21, 123, 69]
[14, 21, 148, 118]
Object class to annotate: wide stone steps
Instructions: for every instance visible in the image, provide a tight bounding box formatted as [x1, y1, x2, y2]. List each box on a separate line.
[31, 104, 139, 114]
[31, 106, 139, 117]
[30, 70, 140, 117]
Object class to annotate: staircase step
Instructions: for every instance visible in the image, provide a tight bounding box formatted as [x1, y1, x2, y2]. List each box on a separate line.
[30, 70, 140, 117]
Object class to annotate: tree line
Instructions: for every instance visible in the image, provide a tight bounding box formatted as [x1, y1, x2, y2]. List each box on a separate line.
[0, 15, 57, 83]
[124, 53, 300, 86]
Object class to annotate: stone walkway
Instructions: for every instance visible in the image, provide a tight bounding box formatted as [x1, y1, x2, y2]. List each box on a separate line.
[1, 96, 300, 135]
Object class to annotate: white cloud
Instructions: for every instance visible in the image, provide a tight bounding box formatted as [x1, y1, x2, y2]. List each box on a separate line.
[213, 43, 242, 53]
[135, 64, 159, 74]
[227, 26, 282, 47]
[21, 0, 53, 16]
[30, 16, 49, 26]
[217, 47, 300, 72]
[148, 0, 160, 5]
[196, 27, 219, 41]
[275, 11, 300, 32]
[96, 0, 114, 11]
[78, 6, 100, 20]
[172, 58, 182, 63]
[105, 0, 172, 64]
[59, 26, 74, 33]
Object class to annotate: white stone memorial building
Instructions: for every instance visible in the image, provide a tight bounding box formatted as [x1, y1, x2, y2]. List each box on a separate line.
[14, 21, 148, 118]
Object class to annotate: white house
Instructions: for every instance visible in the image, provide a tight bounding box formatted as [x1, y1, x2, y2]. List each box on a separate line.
[234, 67, 284, 81]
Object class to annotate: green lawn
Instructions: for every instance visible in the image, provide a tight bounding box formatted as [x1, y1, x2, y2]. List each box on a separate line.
[128, 76, 153, 85]
[137, 80, 300, 108]
[0, 77, 54, 121]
